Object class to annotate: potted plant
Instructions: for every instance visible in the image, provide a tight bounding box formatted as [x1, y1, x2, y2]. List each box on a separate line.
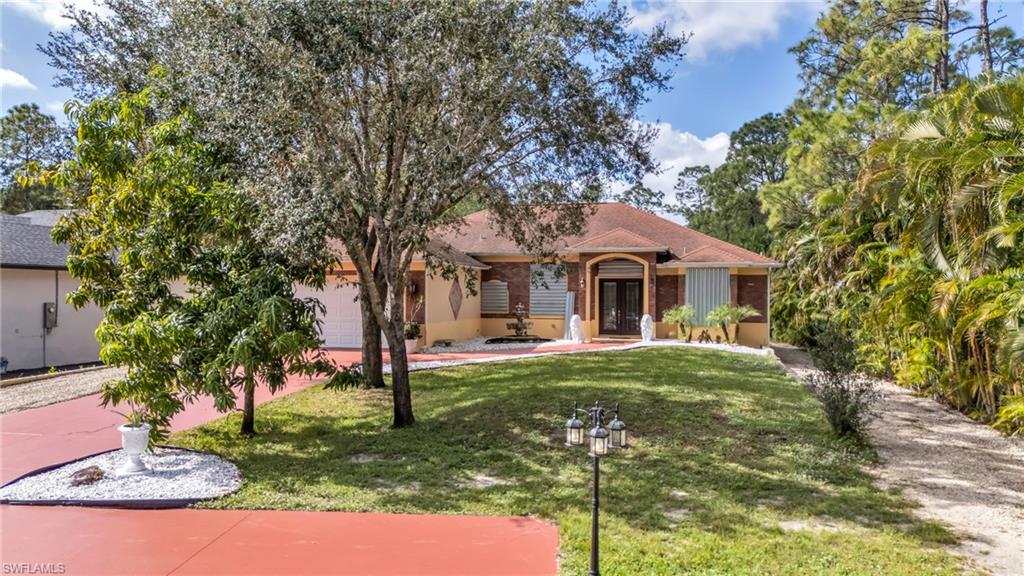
[113, 403, 152, 476]
[404, 295, 424, 354]
[404, 321, 422, 354]
[662, 304, 696, 342]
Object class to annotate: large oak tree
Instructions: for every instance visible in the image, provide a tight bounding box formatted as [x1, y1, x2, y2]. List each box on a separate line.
[46, 0, 684, 427]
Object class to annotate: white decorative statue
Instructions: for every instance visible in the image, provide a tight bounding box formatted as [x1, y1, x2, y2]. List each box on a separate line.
[640, 314, 654, 342]
[570, 314, 584, 343]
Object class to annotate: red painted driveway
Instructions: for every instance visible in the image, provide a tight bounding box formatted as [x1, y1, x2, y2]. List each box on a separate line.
[0, 506, 558, 575]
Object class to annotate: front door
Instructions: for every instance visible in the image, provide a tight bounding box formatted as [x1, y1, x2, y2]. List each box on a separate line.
[599, 279, 642, 335]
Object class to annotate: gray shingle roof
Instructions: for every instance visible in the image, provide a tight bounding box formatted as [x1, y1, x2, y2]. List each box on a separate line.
[0, 217, 69, 269]
[16, 209, 76, 227]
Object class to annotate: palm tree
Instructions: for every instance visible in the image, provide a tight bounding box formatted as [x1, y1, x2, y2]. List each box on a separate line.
[705, 305, 733, 344]
[662, 305, 696, 341]
[728, 305, 762, 345]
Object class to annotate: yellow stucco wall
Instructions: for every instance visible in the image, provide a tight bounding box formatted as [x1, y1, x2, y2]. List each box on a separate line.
[655, 322, 769, 347]
[481, 317, 565, 340]
[423, 270, 481, 344]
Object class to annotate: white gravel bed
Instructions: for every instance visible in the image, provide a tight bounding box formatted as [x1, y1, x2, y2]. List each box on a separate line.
[0, 366, 126, 414]
[0, 447, 241, 503]
[390, 339, 772, 373]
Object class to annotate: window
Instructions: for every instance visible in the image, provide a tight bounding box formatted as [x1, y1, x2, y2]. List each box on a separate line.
[685, 268, 730, 324]
[597, 259, 643, 278]
[481, 280, 509, 314]
[530, 264, 567, 316]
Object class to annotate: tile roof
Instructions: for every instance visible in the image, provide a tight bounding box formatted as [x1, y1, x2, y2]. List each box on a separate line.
[1, 217, 69, 269]
[439, 203, 778, 266]
[326, 237, 489, 270]
[567, 227, 667, 252]
[424, 239, 489, 269]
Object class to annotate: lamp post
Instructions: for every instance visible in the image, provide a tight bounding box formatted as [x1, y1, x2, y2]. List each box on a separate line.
[564, 401, 627, 576]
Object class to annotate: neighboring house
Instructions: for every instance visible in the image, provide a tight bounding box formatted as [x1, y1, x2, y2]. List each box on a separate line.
[0, 213, 104, 372]
[318, 203, 780, 348]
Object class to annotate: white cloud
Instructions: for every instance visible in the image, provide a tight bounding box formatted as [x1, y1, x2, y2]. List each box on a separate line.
[629, 1, 798, 60]
[0, 68, 38, 90]
[642, 121, 729, 194]
[6, 0, 106, 30]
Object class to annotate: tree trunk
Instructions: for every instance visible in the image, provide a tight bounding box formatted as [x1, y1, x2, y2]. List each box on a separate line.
[382, 316, 415, 427]
[240, 380, 256, 436]
[936, 0, 950, 92]
[359, 283, 385, 389]
[980, 0, 993, 74]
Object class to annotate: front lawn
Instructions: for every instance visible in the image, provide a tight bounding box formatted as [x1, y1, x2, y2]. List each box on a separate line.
[175, 347, 966, 575]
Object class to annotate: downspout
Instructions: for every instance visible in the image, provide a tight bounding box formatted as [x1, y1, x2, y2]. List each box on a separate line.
[767, 272, 772, 344]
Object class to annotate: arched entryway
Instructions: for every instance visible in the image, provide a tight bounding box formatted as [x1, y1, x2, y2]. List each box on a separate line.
[582, 253, 651, 340]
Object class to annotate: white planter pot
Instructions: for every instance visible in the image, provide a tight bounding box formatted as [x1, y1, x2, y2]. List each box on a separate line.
[405, 339, 420, 354]
[117, 423, 152, 477]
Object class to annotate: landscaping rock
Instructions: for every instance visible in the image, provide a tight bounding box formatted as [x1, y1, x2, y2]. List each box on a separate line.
[0, 447, 240, 503]
[69, 465, 105, 486]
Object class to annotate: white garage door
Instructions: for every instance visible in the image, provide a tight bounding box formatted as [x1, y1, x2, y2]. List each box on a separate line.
[294, 278, 383, 349]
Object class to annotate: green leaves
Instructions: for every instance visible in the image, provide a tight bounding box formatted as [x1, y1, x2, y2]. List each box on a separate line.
[56, 88, 334, 437]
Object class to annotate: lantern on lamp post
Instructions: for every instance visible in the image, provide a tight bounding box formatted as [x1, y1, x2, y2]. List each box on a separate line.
[563, 401, 627, 576]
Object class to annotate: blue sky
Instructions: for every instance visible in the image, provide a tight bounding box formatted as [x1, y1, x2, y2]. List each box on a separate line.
[2, 0, 1022, 196]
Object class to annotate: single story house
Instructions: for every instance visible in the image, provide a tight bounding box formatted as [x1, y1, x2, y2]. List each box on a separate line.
[312, 203, 779, 348]
[0, 214, 104, 373]
[0, 203, 779, 372]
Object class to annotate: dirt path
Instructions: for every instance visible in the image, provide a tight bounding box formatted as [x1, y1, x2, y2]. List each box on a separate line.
[773, 343, 1024, 576]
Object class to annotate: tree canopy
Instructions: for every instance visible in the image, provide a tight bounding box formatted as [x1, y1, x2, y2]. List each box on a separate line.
[758, 0, 1024, 433]
[46, 0, 685, 427]
[50, 88, 336, 437]
[669, 112, 793, 254]
[1, 103, 70, 213]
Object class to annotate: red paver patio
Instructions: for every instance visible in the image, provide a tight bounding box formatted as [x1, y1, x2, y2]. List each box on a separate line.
[0, 506, 558, 575]
[1, 343, 626, 575]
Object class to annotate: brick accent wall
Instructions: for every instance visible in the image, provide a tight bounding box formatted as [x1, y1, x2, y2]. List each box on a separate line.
[736, 274, 768, 323]
[655, 274, 678, 321]
[565, 262, 580, 315]
[481, 262, 530, 318]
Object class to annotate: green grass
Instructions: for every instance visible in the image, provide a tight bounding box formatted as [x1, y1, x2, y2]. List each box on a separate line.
[174, 348, 968, 575]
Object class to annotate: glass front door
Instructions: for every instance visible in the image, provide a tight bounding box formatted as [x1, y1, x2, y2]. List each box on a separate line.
[599, 279, 642, 335]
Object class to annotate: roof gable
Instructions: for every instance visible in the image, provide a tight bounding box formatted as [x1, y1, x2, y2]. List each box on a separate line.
[568, 227, 666, 252]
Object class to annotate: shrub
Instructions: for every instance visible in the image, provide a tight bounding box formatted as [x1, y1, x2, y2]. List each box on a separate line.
[805, 321, 879, 437]
[324, 363, 368, 390]
[994, 396, 1024, 436]
[807, 371, 880, 438]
